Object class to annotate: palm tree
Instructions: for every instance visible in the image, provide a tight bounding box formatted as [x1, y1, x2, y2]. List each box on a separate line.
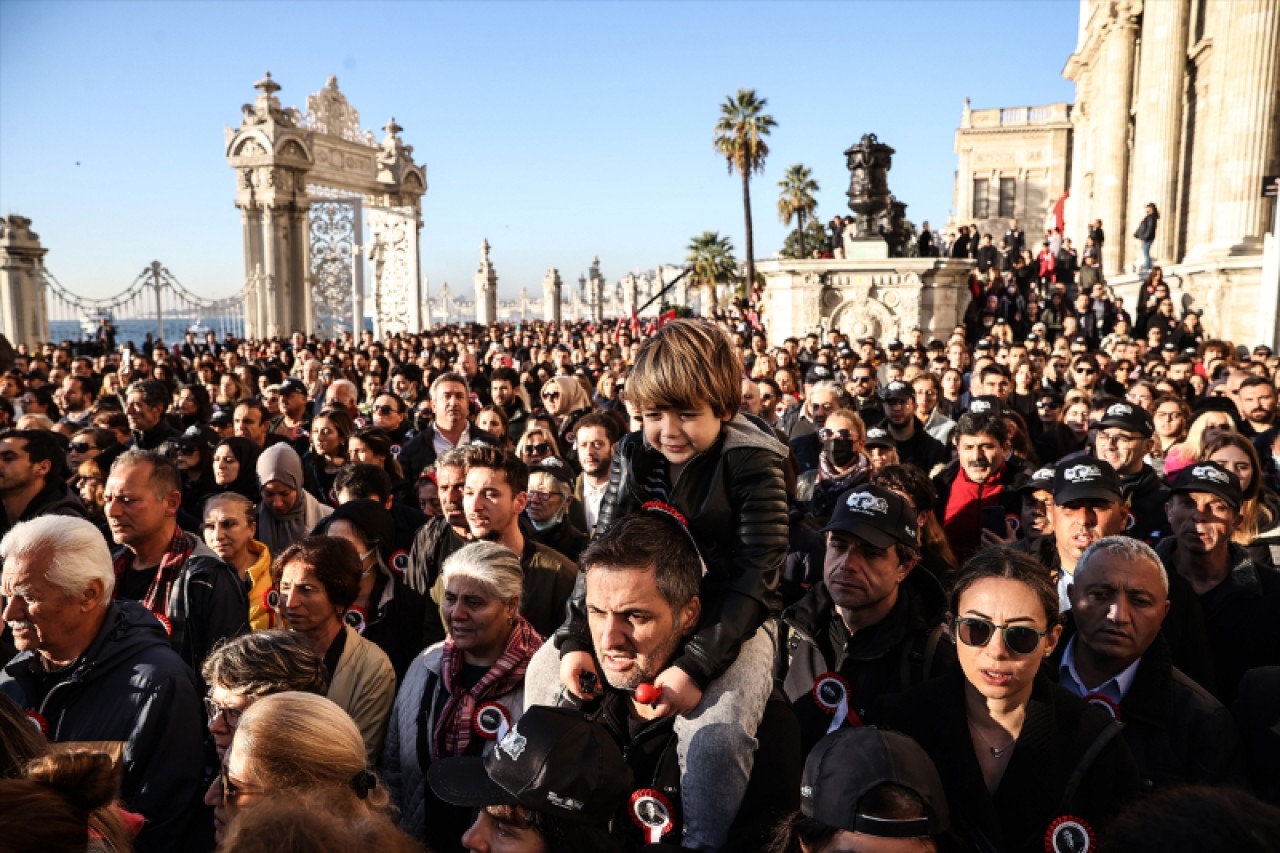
[686, 230, 737, 315]
[777, 164, 819, 258]
[713, 89, 776, 293]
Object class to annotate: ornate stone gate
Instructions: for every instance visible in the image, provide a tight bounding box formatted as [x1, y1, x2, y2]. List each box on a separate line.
[225, 74, 426, 339]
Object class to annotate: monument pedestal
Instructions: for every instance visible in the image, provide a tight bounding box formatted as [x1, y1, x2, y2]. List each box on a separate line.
[759, 256, 974, 346]
[843, 237, 890, 261]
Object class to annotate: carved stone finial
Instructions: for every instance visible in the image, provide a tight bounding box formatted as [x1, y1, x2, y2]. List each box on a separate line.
[481, 239, 491, 259]
[254, 72, 281, 96]
[326, 75, 340, 91]
[384, 117, 403, 137]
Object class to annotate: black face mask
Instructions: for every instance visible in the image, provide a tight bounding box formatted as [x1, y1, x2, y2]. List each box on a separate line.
[823, 438, 856, 468]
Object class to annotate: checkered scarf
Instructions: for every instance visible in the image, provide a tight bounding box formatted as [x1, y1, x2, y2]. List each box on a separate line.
[433, 615, 542, 758]
[111, 527, 194, 619]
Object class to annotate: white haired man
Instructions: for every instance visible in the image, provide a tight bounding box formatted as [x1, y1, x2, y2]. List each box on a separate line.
[1, 515, 208, 852]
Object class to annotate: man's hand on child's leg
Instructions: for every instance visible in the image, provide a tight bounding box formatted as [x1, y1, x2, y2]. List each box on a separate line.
[560, 650, 601, 701]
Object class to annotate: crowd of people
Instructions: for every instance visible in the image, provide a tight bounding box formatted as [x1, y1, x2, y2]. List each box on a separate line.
[1, 288, 1279, 852]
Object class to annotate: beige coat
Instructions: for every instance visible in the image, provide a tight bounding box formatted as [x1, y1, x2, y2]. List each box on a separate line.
[326, 625, 397, 765]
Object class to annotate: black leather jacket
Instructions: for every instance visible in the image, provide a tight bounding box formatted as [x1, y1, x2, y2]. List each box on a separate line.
[556, 414, 788, 687]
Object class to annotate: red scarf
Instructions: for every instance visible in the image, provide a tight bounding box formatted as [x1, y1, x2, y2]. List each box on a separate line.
[112, 527, 195, 619]
[433, 616, 543, 759]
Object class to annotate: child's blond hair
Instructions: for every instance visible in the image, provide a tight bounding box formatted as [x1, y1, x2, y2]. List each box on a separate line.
[625, 319, 743, 418]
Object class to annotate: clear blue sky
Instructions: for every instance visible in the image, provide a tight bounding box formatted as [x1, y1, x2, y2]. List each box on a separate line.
[0, 0, 1078, 303]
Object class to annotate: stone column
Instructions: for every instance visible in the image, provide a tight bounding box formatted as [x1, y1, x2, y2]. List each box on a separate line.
[1129, 0, 1190, 267]
[1094, 4, 1139, 275]
[474, 240, 497, 325]
[1210, 0, 1280, 253]
[542, 269, 562, 324]
[0, 216, 49, 347]
[262, 206, 280, 337]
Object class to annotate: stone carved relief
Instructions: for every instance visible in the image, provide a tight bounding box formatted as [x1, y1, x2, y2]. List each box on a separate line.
[830, 294, 899, 342]
[309, 200, 357, 338]
[303, 76, 376, 146]
[367, 206, 416, 334]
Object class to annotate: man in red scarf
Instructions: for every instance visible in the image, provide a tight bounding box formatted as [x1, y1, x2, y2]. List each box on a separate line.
[934, 410, 1023, 564]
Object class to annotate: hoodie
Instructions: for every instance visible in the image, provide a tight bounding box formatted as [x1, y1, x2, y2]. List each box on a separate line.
[0, 601, 209, 853]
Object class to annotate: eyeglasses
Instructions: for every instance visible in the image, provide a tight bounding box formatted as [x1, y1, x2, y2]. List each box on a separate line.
[1036, 401, 1061, 411]
[373, 405, 399, 416]
[1097, 432, 1141, 446]
[524, 443, 552, 456]
[1154, 411, 1183, 420]
[69, 442, 96, 453]
[955, 617, 1047, 656]
[818, 428, 857, 441]
[542, 391, 560, 401]
[852, 376, 874, 383]
[526, 489, 563, 501]
[219, 765, 264, 806]
[203, 697, 244, 727]
[1073, 367, 1097, 375]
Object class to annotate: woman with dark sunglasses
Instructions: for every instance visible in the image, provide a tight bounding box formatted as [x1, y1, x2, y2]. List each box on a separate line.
[878, 548, 1140, 852]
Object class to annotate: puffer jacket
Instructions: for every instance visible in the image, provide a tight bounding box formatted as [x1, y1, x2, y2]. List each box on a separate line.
[383, 644, 529, 849]
[0, 601, 208, 853]
[556, 413, 789, 687]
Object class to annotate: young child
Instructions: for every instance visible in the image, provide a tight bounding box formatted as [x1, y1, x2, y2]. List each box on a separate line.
[551, 319, 789, 849]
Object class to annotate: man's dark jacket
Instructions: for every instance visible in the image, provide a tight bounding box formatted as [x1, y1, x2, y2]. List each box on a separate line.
[1016, 533, 1215, 691]
[778, 567, 955, 756]
[585, 685, 801, 852]
[1157, 538, 1280, 705]
[130, 419, 180, 451]
[396, 422, 497, 486]
[111, 533, 248, 676]
[0, 478, 87, 539]
[1120, 464, 1171, 545]
[0, 601, 209, 853]
[1049, 626, 1248, 792]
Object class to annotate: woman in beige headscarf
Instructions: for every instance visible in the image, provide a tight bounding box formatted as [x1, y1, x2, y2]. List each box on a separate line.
[537, 375, 593, 460]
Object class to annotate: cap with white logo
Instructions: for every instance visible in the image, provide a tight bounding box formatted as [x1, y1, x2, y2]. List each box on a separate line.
[1052, 458, 1123, 505]
[822, 484, 918, 549]
[1096, 402, 1154, 437]
[1171, 461, 1242, 509]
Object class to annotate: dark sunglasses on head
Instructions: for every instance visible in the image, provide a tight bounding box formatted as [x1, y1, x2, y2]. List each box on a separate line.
[69, 442, 96, 453]
[955, 617, 1046, 655]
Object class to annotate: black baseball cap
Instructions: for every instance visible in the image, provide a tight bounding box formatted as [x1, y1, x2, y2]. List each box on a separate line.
[880, 380, 913, 402]
[967, 395, 1007, 418]
[1170, 461, 1243, 509]
[1052, 458, 1123, 505]
[865, 427, 895, 450]
[210, 409, 233, 427]
[805, 364, 833, 384]
[822, 484, 918, 549]
[1021, 465, 1056, 495]
[530, 456, 575, 487]
[427, 706, 633, 825]
[278, 378, 308, 396]
[1095, 401, 1154, 437]
[801, 727, 949, 838]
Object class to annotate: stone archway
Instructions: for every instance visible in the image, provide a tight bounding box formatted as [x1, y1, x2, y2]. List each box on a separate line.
[226, 74, 427, 339]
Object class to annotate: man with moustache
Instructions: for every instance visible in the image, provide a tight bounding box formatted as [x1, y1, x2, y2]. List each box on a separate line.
[1053, 536, 1247, 790]
[397, 372, 497, 485]
[935, 412, 1023, 564]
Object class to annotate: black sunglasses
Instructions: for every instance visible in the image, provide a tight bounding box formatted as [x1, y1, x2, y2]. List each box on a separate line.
[1036, 401, 1061, 411]
[69, 442, 96, 453]
[373, 405, 400, 416]
[524, 443, 552, 455]
[818, 428, 856, 441]
[955, 617, 1046, 656]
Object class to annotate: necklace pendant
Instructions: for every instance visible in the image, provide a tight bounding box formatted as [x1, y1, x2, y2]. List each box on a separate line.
[991, 746, 1006, 757]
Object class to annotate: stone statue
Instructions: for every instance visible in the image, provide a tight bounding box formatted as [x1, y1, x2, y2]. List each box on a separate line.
[844, 134, 910, 257]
